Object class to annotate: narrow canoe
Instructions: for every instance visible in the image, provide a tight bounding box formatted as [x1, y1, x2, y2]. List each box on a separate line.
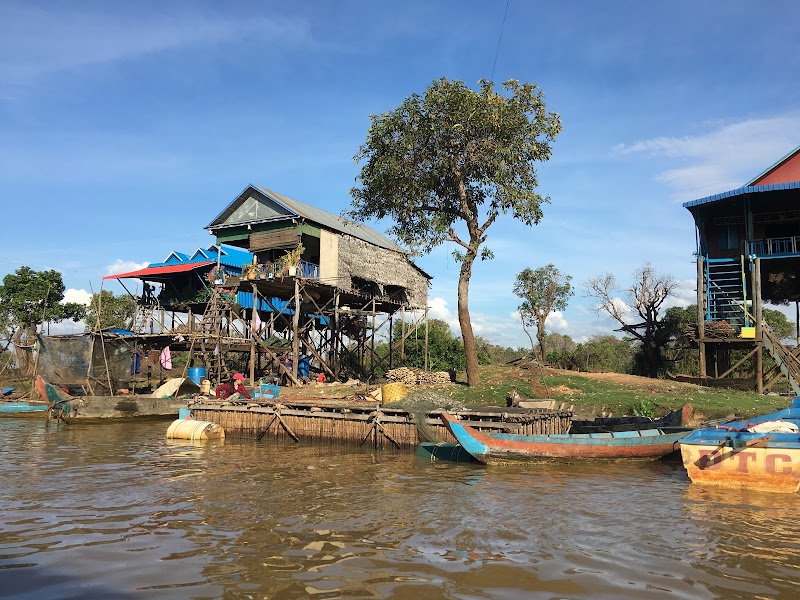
[679, 398, 800, 493]
[440, 413, 689, 464]
[0, 402, 47, 414]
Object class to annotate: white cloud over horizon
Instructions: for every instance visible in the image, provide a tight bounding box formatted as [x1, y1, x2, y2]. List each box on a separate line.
[615, 114, 800, 201]
[0, 5, 313, 85]
[105, 259, 148, 277]
[62, 288, 92, 306]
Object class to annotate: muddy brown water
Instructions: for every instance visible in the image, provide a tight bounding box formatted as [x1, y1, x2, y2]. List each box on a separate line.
[1, 418, 798, 599]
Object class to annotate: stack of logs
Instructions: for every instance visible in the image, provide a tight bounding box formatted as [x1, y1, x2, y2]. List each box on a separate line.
[387, 367, 451, 386]
[684, 320, 736, 340]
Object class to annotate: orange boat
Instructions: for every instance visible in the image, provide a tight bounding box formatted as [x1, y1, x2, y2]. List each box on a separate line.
[680, 399, 800, 493]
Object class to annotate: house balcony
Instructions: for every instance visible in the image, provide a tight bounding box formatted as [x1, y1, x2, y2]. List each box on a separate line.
[747, 237, 800, 259]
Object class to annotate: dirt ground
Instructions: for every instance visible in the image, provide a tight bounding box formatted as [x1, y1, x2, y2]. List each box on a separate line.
[548, 368, 697, 391]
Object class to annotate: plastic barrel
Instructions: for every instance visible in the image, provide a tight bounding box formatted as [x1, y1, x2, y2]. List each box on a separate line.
[166, 419, 225, 440]
[298, 357, 311, 378]
[381, 382, 408, 404]
[187, 367, 207, 386]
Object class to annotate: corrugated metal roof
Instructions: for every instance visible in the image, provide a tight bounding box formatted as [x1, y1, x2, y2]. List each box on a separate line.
[207, 184, 406, 254]
[257, 187, 406, 253]
[103, 261, 214, 280]
[149, 245, 254, 270]
[682, 182, 800, 209]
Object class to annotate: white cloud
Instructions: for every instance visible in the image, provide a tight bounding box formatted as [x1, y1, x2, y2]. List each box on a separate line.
[545, 310, 569, 332]
[0, 5, 313, 85]
[664, 279, 697, 310]
[426, 296, 460, 331]
[46, 320, 87, 335]
[105, 259, 148, 276]
[62, 288, 92, 306]
[615, 114, 800, 201]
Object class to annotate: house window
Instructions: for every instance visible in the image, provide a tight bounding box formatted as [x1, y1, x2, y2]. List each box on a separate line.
[719, 225, 740, 250]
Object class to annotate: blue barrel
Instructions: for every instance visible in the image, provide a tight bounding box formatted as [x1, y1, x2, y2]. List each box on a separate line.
[297, 357, 311, 378]
[187, 367, 207, 386]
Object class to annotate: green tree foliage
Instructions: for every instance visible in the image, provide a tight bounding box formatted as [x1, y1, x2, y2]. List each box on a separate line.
[85, 291, 138, 332]
[0, 267, 86, 374]
[350, 78, 561, 386]
[542, 332, 577, 368]
[394, 319, 467, 372]
[572, 335, 636, 373]
[763, 307, 795, 340]
[513, 264, 573, 362]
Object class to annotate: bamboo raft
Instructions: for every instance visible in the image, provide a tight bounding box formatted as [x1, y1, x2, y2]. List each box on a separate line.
[189, 399, 573, 450]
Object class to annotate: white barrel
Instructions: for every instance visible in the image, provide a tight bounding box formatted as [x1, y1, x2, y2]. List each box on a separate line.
[166, 419, 225, 440]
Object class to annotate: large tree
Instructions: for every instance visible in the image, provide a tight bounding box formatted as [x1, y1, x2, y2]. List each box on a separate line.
[349, 78, 561, 386]
[513, 264, 573, 362]
[585, 263, 677, 378]
[85, 290, 138, 332]
[0, 267, 86, 373]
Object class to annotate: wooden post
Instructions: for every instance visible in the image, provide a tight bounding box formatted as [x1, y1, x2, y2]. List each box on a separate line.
[249, 284, 257, 385]
[754, 257, 763, 394]
[400, 308, 405, 363]
[333, 290, 340, 381]
[370, 298, 376, 377]
[424, 305, 429, 371]
[388, 314, 393, 371]
[696, 257, 706, 377]
[292, 277, 300, 384]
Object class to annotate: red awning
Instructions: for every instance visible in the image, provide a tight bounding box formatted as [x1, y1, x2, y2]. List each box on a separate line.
[103, 261, 214, 280]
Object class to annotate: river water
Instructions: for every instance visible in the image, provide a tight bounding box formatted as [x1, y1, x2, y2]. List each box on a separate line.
[1, 418, 798, 600]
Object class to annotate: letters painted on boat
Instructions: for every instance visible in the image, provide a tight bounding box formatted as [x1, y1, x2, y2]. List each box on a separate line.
[679, 398, 800, 494]
[440, 413, 689, 463]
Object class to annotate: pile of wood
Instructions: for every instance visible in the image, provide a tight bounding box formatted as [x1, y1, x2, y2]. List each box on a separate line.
[387, 367, 451, 386]
[684, 320, 736, 340]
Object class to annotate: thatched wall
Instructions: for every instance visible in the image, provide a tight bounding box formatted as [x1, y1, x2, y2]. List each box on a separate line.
[337, 234, 429, 309]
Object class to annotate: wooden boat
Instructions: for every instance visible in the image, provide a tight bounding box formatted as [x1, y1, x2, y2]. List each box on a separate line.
[0, 401, 47, 414]
[440, 412, 690, 463]
[679, 398, 800, 493]
[34, 376, 189, 421]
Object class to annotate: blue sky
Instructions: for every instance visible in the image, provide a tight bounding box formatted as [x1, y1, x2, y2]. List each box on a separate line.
[2, 1, 799, 347]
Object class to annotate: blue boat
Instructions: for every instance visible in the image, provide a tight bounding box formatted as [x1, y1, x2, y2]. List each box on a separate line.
[680, 398, 800, 493]
[0, 402, 48, 414]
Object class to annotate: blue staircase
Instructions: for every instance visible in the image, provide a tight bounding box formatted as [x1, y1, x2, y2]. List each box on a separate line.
[705, 257, 748, 326]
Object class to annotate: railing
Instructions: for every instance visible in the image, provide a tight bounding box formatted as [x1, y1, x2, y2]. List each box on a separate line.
[300, 260, 320, 280]
[748, 236, 800, 257]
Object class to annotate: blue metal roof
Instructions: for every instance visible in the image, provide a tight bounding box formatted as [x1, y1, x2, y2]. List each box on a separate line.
[682, 181, 800, 209]
[148, 244, 253, 269]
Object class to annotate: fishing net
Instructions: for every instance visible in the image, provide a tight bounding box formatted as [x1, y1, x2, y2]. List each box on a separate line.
[36, 334, 133, 393]
[385, 390, 466, 442]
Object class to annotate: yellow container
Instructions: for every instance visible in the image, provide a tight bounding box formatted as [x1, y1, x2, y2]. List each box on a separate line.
[381, 381, 408, 404]
[201, 379, 211, 395]
[166, 419, 225, 440]
[740, 327, 756, 339]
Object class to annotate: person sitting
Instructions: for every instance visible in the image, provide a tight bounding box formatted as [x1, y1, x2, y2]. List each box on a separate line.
[215, 373, 252, 400]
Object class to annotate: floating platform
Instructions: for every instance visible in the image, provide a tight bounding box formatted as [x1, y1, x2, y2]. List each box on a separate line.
[189, 399, 573, 450]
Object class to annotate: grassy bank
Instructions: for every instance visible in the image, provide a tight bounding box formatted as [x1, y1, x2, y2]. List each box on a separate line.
[439, 364, 791, 421]
[3, 363, 792, 423]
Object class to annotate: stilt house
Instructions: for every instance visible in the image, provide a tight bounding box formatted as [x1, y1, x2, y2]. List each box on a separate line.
[684, 145, 800, 393]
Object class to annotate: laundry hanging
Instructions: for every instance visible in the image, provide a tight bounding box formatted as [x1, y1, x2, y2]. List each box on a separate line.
[160, 346, 172, 370]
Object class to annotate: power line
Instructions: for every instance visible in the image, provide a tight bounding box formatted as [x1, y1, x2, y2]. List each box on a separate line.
[490, 0, 511, 82]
